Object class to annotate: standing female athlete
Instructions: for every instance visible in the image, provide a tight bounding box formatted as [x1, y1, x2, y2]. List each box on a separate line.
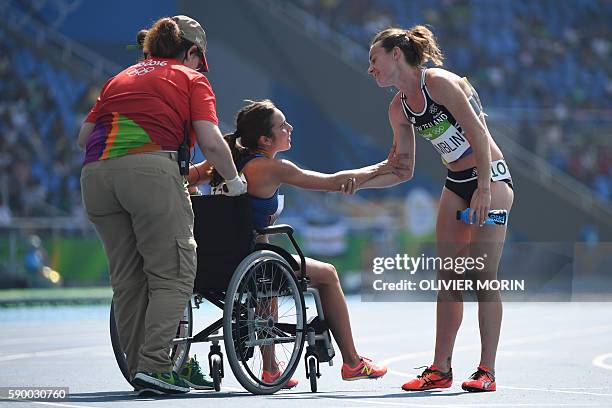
[359, 26, 514, 392]
[188, 99, 391, 387]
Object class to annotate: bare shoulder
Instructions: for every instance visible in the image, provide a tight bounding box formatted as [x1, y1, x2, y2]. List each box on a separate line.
[389, 91, 410, 125]
[243, 155, 276, 172]
[425, 68, 468, 102]
[276, 158, 301, 172]
[246, 157, 296, 177]
[241, 156, 283, 191]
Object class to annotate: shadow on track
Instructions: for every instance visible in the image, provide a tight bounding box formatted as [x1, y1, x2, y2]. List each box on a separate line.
[65, 390, 254, 402]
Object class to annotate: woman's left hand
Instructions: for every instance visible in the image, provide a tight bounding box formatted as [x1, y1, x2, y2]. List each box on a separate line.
[469, 187, 491, 226]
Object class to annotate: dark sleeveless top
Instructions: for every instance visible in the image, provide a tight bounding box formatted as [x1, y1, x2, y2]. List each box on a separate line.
[400, 68, 484, 165]
[237, 154, 284, 229]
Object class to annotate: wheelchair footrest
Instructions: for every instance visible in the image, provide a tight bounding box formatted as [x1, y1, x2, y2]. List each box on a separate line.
[306, 317, 335, 363]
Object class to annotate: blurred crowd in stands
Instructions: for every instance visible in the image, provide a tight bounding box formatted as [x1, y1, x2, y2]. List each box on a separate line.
[0, 0, 610, 223]
[288, 0, 612, 200]
[0, 28, 91, 220]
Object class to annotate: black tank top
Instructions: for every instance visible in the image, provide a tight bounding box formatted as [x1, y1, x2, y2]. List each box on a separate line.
[400, 69, 483, 165]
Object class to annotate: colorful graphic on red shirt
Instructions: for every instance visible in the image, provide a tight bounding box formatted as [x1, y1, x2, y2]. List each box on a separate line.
[85, 113, 161, 164]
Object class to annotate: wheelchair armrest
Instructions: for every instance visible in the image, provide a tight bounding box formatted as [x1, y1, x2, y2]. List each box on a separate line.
[255, 224, 294, 236]
[254, 224, 307, 284]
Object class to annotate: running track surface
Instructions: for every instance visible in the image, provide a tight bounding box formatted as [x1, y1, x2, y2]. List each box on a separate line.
[1, 298, 611, 408]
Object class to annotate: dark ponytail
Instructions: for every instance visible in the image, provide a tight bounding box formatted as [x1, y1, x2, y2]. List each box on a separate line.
[210, 132, 249, 187]
[371, 25, 444, 67]
[136, 29, 149, 59]
[136, 29, 148, 47]
[209, 99, 277, 187]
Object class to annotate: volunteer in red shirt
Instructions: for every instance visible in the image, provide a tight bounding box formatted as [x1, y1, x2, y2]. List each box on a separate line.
[77, 15, 246, 395]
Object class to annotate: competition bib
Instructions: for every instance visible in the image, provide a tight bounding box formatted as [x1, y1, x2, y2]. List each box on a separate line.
[490, 159, 511, 181]
[416, 117, 471, 164]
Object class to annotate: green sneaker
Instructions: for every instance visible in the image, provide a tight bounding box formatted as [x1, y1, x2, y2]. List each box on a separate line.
[133, 371, 190, 394]
[180, 355, 215, 390]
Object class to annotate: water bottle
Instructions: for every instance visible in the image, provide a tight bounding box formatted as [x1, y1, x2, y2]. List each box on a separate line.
[456, 208, 508, 225]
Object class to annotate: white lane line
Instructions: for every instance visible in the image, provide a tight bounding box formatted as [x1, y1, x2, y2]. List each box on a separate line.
[497, 385, 612, 397]
[500, 325, 612, 347]
[270, 395, 458, 408]
[380, 324, 612, 366]
[277, 393, 603, 408]
[496, 350, 561, 357]
[380, 351, 432, 366]
[0, 334, 104, 347]
[0, 346, 108, 362]
[593, 353, 612, 370]
[448, 405, 600, 407]
[23, 387, 245, 408]
[32, 402, 95, 408]
[32, 387, 244, 407]
[387, 369, 414, 378]
[353, 334, 407, 345]
[90, 351, 113, 357]
[218, 386, 243, 392]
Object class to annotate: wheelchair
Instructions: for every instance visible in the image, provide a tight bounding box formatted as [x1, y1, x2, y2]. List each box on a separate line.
[110, 194, 335, 394]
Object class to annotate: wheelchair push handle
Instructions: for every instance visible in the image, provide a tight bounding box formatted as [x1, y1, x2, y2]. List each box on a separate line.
[255, 224, 307, 281]
[256, 224, 294, 236]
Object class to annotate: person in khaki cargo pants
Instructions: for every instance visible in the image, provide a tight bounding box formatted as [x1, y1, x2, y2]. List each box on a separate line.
[77, 15, 246, 395]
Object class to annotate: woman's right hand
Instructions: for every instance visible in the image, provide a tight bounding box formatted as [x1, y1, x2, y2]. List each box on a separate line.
[224, 174, 248, 196]
[380, 155, 412, 179]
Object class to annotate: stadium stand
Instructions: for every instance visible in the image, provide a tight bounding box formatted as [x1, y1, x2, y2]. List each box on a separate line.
[284, 0, 612, 201]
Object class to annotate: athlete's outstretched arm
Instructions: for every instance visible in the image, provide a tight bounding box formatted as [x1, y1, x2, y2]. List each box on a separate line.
[272, 158, 395, 192]
[357, 93, 415, 190]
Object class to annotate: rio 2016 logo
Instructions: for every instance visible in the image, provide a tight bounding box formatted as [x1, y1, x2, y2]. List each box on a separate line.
[126, 66, 155, 76]
[126, 60, 167, 77]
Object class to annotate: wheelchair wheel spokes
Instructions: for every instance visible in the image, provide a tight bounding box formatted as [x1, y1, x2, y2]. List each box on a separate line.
[236, 268, 298, 386]
[224, 251, 306, 394]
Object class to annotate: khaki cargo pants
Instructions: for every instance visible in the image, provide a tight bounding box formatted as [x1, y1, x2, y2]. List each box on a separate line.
[81, 152, 197, 378]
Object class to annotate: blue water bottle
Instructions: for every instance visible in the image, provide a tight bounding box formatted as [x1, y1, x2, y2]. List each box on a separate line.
[456, 208, 508, 225]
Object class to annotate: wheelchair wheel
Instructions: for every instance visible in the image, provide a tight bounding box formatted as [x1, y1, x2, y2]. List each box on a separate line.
[308, 357, 317, 393]
[211, 354, 222, 391]
[109, 302, 132, 386]
[224, 250, 306, 394]
[110, 299, 193, 386]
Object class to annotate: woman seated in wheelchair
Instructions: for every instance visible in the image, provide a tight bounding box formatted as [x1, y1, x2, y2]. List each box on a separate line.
[188, 99, 393, 387]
